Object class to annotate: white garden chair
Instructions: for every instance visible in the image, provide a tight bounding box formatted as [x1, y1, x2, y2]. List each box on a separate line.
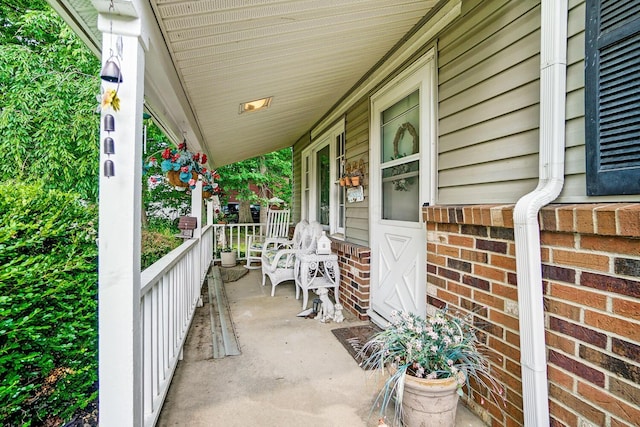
[261, 220, 323, 297]
[245, 208, 291, 269]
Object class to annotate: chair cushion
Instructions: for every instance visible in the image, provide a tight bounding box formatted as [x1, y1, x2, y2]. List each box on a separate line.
[263, 249, 295, 268]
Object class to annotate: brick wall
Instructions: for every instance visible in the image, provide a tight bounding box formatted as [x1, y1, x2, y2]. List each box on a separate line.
[330, 239, 370, 320]
[423, 203, 640, 427]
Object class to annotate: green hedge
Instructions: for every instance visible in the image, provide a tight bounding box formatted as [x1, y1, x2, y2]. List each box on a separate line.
[0, 182, 98, 426]
[141, 228, 181, 270]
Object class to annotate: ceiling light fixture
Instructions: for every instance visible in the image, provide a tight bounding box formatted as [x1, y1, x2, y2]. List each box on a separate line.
[239, 97, 273, 114]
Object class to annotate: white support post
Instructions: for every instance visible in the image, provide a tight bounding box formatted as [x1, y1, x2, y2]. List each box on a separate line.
[97, 9, 147, 427]
[191, 181, 203, 241]
[191, 181, 203, 306]
[206, 198, 214, 226]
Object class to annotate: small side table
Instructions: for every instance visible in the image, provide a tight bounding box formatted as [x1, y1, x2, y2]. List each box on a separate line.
[295, 252, 341, 309]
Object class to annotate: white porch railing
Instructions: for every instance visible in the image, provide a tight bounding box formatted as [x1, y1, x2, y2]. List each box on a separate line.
[137, 222, 269, 426]
[212, 222, 264, 261]
[139, 224, 213, 427]
[200, 225, 213, 281]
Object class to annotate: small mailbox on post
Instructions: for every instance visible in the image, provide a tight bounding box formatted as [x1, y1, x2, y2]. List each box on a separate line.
[178, 216, 197, 238]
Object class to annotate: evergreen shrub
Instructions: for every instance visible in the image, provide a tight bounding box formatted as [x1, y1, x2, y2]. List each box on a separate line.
[0, 182, 98, 425]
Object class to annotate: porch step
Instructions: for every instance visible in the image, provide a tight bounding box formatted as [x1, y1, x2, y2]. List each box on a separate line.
[208, 267, 241, 358]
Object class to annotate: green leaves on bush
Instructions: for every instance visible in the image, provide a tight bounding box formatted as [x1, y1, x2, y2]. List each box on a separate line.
[141, 228, 181, 271]
[0, 182, 98, 426]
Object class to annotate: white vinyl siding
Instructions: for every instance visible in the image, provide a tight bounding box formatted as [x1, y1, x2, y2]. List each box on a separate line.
[437, 0, 541, 204]
[558, 0, 589, 201]
[345, 97, 370, 245]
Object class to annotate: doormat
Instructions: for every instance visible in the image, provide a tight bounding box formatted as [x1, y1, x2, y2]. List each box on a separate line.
[331, 324, 382, 369]
[219, 265, 249, 282]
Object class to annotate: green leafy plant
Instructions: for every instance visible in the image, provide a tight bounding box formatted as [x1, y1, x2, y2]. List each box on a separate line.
[0, 3, 101, 202]
[216, 148, 292, 223]
[359, 308, 504, 424]
[0, 181, 98, 425]
[141, 228, 182, 270]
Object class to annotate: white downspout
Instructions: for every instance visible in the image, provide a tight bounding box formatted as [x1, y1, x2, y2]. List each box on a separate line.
[513, 0, 567, 425]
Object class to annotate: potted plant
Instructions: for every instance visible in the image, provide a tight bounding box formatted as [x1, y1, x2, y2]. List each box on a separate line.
[201, 169, 221, 199]
[350, 170, 362, 186]
[159, 142, 208, 188]
[214, 208, 227, 224]
[345, 159, 364, 187]
[359, 308, 504, 426]
[220, 246, 236, 267]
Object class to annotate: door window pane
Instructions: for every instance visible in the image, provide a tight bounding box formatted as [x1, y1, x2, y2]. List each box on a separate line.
[380, 90, 420, 222]
[381, 91, 419, 162]
[317, 145, 330, 226]
[335, 132, 346, 231]
[382, 160, 419, 221]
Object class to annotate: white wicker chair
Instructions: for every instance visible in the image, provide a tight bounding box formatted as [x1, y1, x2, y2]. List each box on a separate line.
[245, 209, 291, 269]
[261, 220, 322, 297]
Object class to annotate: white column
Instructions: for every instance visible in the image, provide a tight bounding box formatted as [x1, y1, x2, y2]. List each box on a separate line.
[191, 181, 203, 240]
[206, 199, 214, 226]
[97, 11, 147, 427]
[191, 181, 203, 305]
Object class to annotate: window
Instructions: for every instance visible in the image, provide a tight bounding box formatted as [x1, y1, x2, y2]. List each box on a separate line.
[380, 90, 420, 222]
[335, 132, 346, 231]
[301, 119, 346, 235]
[585, 0, 640, 195]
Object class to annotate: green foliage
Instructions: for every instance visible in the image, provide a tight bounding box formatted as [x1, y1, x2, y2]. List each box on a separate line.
[141, 221, 182, 270]
[216, 148, 293, 209]
[215, 149, 293, 224]
[0, 3, 100, 201]
[0, 181, 98, 426]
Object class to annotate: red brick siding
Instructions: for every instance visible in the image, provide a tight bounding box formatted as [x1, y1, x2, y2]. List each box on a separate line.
[330, 239, 370, 320]
[423, 203, 640, 427]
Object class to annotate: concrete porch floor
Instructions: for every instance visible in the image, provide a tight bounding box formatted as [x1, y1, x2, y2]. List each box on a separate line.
[157, 268, 487, 427]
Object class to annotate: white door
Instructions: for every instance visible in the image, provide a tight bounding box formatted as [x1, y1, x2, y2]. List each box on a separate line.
[369, 53, 435, 325]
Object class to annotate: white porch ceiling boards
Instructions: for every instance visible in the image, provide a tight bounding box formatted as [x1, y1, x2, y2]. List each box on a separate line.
[151, 0, 438, 166]
[52, 0, 438, 166]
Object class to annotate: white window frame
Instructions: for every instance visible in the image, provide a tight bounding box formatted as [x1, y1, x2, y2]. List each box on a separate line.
[301, 118, 346, 237]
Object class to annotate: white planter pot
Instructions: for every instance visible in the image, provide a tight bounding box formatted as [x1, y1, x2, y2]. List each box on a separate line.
[402, 374, 459, 427]
[221, 251, 236, 267]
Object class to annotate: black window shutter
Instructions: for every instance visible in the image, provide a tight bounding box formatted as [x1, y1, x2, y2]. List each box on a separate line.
[585, 0, 640, 195]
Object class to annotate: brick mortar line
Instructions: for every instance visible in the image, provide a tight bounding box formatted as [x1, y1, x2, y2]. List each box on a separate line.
[423, 203, 640, 238]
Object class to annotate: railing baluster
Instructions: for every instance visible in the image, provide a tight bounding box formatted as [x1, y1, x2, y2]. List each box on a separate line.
[140, 221, 286, 426]
[140, 232, 211, 427]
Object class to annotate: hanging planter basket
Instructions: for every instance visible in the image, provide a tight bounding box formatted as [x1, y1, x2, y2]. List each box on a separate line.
[167, 170, 197, 188]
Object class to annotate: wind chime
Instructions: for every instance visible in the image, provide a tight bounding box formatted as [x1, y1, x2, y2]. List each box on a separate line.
[100, 0, 123, 177]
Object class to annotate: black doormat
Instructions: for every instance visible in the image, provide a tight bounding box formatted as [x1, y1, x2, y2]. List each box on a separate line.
[331, 324, 382, 369]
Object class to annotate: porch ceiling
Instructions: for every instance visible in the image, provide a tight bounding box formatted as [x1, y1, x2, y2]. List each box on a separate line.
[50, 0, 439, 167]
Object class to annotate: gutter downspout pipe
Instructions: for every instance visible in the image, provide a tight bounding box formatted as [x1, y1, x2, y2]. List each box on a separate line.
[513, 0, 567, 425]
